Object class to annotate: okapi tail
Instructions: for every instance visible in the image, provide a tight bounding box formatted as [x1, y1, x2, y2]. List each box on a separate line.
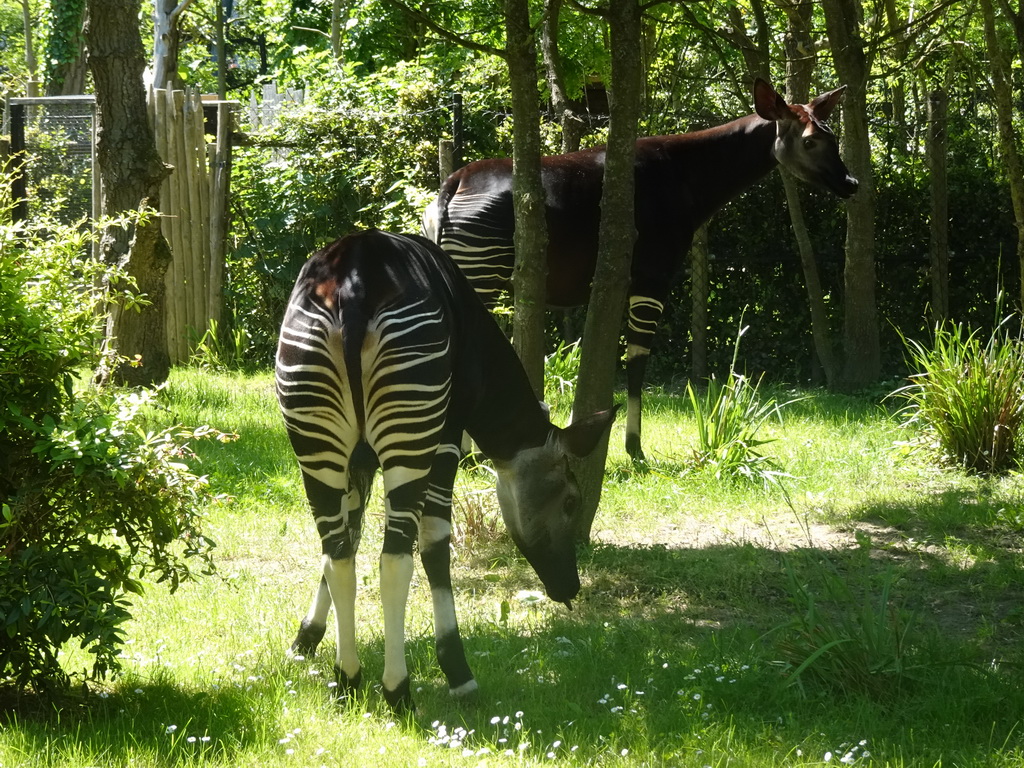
[338, 268, 369, 434]
[422, 173, 461, 243]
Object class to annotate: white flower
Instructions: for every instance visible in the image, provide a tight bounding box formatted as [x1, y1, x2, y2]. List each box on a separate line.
[165, 725, 177, 734]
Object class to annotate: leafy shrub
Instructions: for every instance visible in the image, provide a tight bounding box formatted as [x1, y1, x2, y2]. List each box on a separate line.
[894, 314, 1024, 474]
[0, 213, 218, 693]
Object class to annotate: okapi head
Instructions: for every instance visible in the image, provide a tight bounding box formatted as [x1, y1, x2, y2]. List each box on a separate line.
[753, 79, 859, 199]
[493, 406, 619, 608]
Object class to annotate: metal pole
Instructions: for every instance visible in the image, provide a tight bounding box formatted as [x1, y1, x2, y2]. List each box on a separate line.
[451, 92, 463, 170]
[10, 102, 27, 222]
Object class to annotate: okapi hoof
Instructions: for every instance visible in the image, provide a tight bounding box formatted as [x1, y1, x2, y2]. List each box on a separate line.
[382, 676, 414, 713]
[331, 666, 362, 703]
[449, 678, 479, 699]
[290, 618, 327, 658]
[625, 435, 646, 464]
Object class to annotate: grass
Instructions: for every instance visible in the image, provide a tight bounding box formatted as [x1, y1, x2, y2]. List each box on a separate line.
[4, 370, 1024, 766]
[894, 316, 1024, 474]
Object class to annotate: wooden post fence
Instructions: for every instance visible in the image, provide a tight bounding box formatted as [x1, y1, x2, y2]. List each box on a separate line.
[149, 86, 236, 365]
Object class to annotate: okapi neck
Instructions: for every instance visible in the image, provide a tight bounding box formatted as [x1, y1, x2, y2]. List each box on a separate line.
[465, 335, 552, 463]
[661, 114, 779, 223]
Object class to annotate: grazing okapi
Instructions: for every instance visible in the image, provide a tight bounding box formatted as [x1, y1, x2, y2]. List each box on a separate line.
[276, 229, 617, 711]
[424, 79, 859, 462]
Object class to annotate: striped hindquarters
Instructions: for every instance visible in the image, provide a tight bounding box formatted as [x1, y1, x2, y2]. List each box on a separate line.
[276, 262, 456, 553]
[437, 190, 515, 307]
[361, 297, 453, 544]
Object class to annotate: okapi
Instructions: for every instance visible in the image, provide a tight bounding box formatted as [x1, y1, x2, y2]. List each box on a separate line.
[276, 229, 617, 711]
[424, 79, 858, 461]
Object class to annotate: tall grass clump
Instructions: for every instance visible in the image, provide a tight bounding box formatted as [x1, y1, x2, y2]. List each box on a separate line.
[685, 324, 793, 486]
[768, 554, 923, 700]
[895, 314, 1024, 474]
[544, 338, 581, 408]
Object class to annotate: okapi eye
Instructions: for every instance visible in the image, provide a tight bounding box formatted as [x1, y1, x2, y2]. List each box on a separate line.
[803, 137, 816, 150]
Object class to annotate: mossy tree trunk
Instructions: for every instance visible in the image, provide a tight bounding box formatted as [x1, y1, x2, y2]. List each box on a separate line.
[86, 0, 173, 387]
[571, 0, 642, 544]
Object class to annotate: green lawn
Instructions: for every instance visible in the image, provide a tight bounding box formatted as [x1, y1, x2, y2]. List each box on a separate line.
[4, 369, 1024, 767]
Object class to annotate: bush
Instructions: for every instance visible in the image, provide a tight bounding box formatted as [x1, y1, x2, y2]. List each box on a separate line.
[0, 214, 219, 693]
[894, 313, 1024, 474]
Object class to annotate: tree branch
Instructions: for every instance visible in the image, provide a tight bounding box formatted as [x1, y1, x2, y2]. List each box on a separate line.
[382, 0, 505, 57]
[167, 0, 197, 26]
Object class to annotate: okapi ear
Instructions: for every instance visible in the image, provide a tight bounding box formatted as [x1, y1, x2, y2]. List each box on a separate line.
[810, 85, 848, 121]
[753, 78, 794, 122]
[556, 405, 621, 458]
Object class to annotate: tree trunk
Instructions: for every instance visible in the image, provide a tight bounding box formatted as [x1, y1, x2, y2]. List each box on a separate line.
[43, 0, 87, 95]
[780, 0, 838, 386]
[87, 0, 173, 387]
[981, 0, 1024, 311]
[927, 87, 949, 323]
[821, 0, 880, 389]
[542, 0, 584, 153]
[152, 0, 196, 90]
[21, 0, 40, 96]
[571, 0, 642, 544]
[505, 0, 549, 398]
[689, 223, 709, 383]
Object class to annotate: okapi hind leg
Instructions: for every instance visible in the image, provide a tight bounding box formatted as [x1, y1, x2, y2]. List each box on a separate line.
[625, 295, 666, 462]
[421, 515, 477, 697]
[291, 575, 330, 657]
[378, 469, 433, 713]
[324, 553, 362, 700]
[292, 444, 375, 700]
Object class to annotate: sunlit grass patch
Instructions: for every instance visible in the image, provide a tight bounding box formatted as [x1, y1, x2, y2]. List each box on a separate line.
[8, 369, 1024, 767]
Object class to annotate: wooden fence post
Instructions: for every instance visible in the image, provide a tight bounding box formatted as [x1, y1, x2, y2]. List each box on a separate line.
[208, 100, 234, 331]
[438, 139, 453, 186]
[182, 89, 209, 333]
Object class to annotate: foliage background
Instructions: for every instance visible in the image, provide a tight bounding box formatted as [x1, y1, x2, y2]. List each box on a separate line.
[3, 0, 1018, 382]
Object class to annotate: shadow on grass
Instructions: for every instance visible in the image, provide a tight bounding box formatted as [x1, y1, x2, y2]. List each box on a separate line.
[1, 675, 268, 763]
[7, 525, 1024, 765]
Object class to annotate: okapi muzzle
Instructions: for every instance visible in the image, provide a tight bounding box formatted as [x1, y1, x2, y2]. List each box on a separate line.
[493, 407, 619, 608]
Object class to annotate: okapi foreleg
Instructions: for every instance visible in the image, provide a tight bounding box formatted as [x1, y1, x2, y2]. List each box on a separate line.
[625, 295, 665, 462]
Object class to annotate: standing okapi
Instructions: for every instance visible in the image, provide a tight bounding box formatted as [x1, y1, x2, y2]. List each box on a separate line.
[424, 79, 859, 461]
[276, 229, 617, 711]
